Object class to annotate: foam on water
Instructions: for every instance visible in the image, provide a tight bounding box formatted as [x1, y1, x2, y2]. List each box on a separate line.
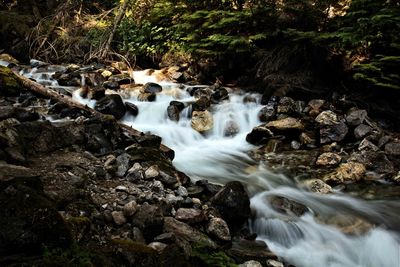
[23, 66, 400, 267]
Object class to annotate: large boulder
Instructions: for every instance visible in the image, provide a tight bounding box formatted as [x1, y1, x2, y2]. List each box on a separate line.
[94, 94, 126, 119]
[210, 181, 250, 230]
[143, 82, 162, 94]
[191, 110, 213, 132]
[246, 125, 274, 145]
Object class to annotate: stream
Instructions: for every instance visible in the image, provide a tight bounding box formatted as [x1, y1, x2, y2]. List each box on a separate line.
[21, 65, 400, 267]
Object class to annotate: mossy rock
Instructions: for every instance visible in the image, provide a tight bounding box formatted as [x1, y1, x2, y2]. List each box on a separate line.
[0, 66, 22, 96]
[0, 177, 72, 258]
[111, 239, 160, 267]
[191, 242, 238, 267]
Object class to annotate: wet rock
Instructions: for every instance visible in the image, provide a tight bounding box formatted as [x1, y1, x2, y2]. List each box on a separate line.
[192, 96, 211, 112]
[132, 204, 164, 242]
[125, 102, 139, 116]
[109, 73, 133, 85]
[143, 82, 162, 94]
[158, 171, 178, 187]
[270, 196, 308, 217]
[103, 80, 120, 90]
[163, 217, 216, 255]
[186, 185, 204, 197]
[315, 110, 339, 125]
[87, 86, 106, 100]
[138, 92, 156, 102]
[191, 110, 213, 132]
[266, 117, 304, 131]
[94, 94, 126, 119]
[207, 217, 231, 241]
[320, 122, 348, 144]
[316, 214, 373, 235]
[316, 152, 342, 166]
[211, 87, 229, 103]
[210, 181, 250, 230]
[169, 100, 185, 111]
[346, 108, 367, 126]
[224, 121, 240, 137]
[167, 105, 180, 121]
[266, 260, 284, 267]
[193, 88, 212, 100]
[302, 179, 333, 194]
[112, 211, 127, 225]
[385, 142, 400, 156]
[246, 125, 274, 145]
[228, 239, 277, 263]
[56, 72, 81, 87]
[123, 200, 138, 217]
[30, 59, 48, 68]
[277, 97, 295, 114]
[85, 72, 105, 87]
[323, 162, 366, 184]
[354, 124, 372, 139]
[258, 104, 276, 122]
[239, 260, 263, 267]
[175, 208, 206, 224]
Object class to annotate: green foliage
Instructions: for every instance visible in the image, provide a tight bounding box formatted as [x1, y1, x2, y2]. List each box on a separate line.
[192, 242, 238, 267]
[42, 244, 93, 267]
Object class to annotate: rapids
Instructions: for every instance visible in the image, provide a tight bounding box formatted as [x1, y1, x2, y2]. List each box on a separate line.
[23, 66, 400, 267]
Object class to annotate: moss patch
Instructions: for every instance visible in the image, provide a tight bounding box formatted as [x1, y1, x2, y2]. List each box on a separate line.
[0, 66, 22, 96]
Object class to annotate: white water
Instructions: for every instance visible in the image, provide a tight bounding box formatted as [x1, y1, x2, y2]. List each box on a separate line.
[24, 66, 400, 267]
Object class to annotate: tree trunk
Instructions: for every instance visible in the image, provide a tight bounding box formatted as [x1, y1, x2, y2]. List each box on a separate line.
[101, 0, 129, 59]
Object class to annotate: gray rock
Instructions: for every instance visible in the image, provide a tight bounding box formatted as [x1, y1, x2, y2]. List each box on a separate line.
[266, 259, 284, 267]
[385, 142, 400, 156]
[290, 140, 301, 150]
[158, 171, 178, 186]
[176, 186, 188, 197]
[320, 122, 348, 144]
[346, 108, 367, 126]
[94, 94, 126, 119]
[116, 153, 131, 177]
[207, 217, 231, 241]
[154, 232, 176, 243]
[123, 200, 138, 217]
[111, 211, 127, 225]
[167, 105, 180, 121]
[239, 260, 263, 267]
[132, 204, 164, 242]
[175, 208, 206, 224]
[354, 124, 372, 139]
[166, 194, 184, 206]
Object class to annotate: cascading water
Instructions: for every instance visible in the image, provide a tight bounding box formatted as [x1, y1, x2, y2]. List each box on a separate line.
[25, 67, 400, 267]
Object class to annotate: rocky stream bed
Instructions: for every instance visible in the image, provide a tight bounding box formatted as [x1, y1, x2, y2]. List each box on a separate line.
[0, 58, 400, 267]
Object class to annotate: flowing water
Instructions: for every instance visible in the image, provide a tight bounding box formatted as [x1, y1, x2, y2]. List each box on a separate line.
[23, 66, 400, 267]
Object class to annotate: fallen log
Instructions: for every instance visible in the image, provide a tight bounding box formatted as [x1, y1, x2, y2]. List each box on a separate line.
[15, 72, 174, 160]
